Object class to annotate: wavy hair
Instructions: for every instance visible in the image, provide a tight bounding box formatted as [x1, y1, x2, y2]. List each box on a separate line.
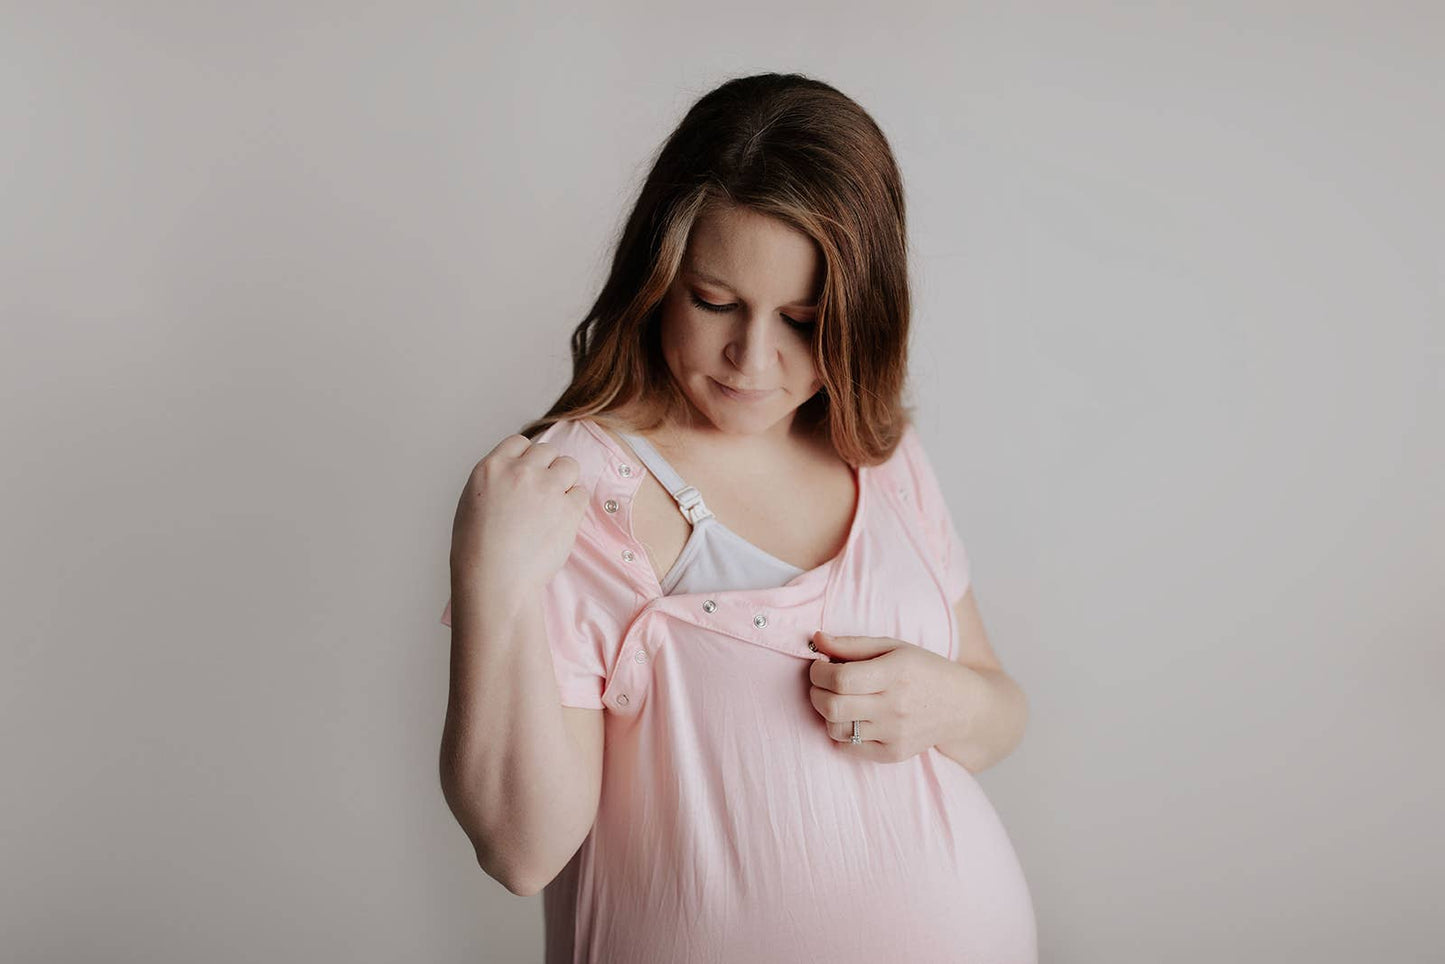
[519, 71, 917, 466]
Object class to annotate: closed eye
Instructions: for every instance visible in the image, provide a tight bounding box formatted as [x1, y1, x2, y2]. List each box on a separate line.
[689, 292, 815, 332]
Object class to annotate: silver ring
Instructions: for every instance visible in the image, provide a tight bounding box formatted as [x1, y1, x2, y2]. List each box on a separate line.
[850, 720, 862, 744]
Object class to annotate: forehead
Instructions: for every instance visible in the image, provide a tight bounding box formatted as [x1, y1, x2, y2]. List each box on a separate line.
[684, 207, 822, 302]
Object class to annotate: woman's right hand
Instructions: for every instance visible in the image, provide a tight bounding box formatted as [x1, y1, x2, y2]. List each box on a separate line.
[449, 433, 593, 598]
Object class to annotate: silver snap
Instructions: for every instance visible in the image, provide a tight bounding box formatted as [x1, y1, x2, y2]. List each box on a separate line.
[702, 599, 717, 613]
[753, 613, 768, 629]
[633, 649, 648, 663]
[604, 499, 618, 513]
[616, 693, 630, 706]
[621, 548, 635, 562]
[807, 640, 817, 652]
[618, 463, 633, 477]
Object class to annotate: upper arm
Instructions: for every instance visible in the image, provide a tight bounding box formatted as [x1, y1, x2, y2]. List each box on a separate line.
[560, 704, 605, 834]
[561, 705, 604, 797]
[441, 418, 620, 710]
[951, 586, 1003, 672]
[898, 427, 972, 604]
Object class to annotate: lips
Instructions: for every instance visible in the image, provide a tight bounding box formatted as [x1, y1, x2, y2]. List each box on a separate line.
[714, 379, 775, 400]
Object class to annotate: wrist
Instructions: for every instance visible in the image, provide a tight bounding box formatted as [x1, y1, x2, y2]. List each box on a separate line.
[945, 660, 987, 745]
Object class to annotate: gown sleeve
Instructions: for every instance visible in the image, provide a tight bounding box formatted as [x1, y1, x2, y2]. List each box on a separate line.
[440, 549, 610, 710]
[898, 425, 972, 605]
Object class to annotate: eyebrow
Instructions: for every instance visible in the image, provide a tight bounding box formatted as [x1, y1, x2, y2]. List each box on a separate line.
[685, 267, 819, 311]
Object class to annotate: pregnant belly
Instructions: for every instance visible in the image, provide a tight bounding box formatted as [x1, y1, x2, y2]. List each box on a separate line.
[564, 746, 1037, 964]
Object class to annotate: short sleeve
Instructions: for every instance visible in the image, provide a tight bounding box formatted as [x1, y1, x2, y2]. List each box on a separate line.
[440, 558, 612, 709]
[438, 418, 621, 710]
[899, 426, 972, 604]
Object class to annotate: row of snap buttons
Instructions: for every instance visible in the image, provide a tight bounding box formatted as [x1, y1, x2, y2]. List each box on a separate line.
[700, 598, 770, 626]
[611, 465, 639, 573]
[610, 459, 637, 709]
[614, 646, 644, 709]
[614, 648, 647, 708]
[611, 599, 799, 710]
[701, 598, 772, 631]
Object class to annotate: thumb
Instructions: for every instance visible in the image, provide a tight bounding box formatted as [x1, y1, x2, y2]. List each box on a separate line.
[811, 629, 891, 662]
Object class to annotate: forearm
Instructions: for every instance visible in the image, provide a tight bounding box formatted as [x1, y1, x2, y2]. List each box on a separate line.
[933, 662, 1029, 774]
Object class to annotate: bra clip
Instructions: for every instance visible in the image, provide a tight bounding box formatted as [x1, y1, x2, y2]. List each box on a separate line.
[675, 485, 714, 525]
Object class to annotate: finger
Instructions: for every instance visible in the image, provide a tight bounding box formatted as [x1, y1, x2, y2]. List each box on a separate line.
[809, 656, 887, 696]
[519, 438, 563, 468]
[546, 452, 582, 490]
[809, 687, 887, 730]
[826, 716, 891, 746]
[488, 433, 532, 460]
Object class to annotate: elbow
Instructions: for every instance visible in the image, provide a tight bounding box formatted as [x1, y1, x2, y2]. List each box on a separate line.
[1010, 682, 1031, 754]
[475, 844, 549, 898]
[489, 859, 547, 897]
[504, 874, 545, 898]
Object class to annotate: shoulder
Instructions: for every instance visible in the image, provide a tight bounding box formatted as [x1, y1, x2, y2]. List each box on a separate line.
[525, 417, 617, 484]
[892, 422, 935, 473]
[867, 421, 924, 484]
[524, 417, 640, 547]
[874, 421, 953, 510]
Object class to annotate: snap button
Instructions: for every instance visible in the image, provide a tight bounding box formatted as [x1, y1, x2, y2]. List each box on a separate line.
[618, 463, 633, 477]
[807, 640, 817, 652]
[633, 649, 648, 663]
[616, 693, 630, 706]
[621, 548, 636, 562]
[604, 499, 618, 513]
[702, 599, 717, 613]
[753, 613, 768, 629]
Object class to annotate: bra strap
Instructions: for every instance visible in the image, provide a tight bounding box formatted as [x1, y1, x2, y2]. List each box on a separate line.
[617, 432, 715, 525]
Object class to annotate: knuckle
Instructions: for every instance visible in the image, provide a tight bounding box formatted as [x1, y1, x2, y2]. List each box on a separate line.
[477, 453, 506, 478]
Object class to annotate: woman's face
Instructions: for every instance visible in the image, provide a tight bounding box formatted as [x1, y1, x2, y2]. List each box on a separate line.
[657, 205, 824, 438]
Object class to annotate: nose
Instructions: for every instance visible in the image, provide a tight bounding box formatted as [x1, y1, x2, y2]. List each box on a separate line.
[724, 313, 781, 376]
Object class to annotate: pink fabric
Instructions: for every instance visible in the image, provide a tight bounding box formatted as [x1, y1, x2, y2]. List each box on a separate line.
[441, 418, 1036, 963]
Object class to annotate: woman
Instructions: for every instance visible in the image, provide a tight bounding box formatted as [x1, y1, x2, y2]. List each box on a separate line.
[440, 72, 1037, 963]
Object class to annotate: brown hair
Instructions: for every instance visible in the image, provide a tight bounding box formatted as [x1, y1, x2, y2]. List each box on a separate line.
[519, 71, 918, 466]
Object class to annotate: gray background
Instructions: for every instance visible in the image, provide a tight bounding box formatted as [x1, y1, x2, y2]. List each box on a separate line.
[3, 2, 1441, 962]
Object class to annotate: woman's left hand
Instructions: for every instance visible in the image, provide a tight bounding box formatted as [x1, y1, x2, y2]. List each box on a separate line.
[806, 629, 977, 764]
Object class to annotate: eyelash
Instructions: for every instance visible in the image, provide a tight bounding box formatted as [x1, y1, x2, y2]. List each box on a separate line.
[688, 292, 815, 332]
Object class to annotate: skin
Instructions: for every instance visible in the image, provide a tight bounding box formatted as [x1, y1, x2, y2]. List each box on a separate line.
[609, 203, 852, 581]
[599, 202, 1030, 773]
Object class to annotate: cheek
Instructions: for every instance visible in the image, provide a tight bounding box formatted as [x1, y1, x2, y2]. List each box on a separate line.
[658, 312, 716, 375]
[789, 349, 820, 388]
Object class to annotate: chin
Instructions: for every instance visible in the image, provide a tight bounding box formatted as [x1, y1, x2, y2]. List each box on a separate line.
[717, 403, 800, 435]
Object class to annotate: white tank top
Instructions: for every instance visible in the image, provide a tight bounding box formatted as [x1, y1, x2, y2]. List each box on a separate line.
[617, 431, 806, 596]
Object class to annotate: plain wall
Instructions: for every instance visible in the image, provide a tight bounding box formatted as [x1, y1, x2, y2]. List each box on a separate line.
[2, 2, 1441, 961]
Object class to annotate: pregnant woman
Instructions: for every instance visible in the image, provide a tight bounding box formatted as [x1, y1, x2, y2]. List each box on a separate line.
[440, 71, 1037, 963]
